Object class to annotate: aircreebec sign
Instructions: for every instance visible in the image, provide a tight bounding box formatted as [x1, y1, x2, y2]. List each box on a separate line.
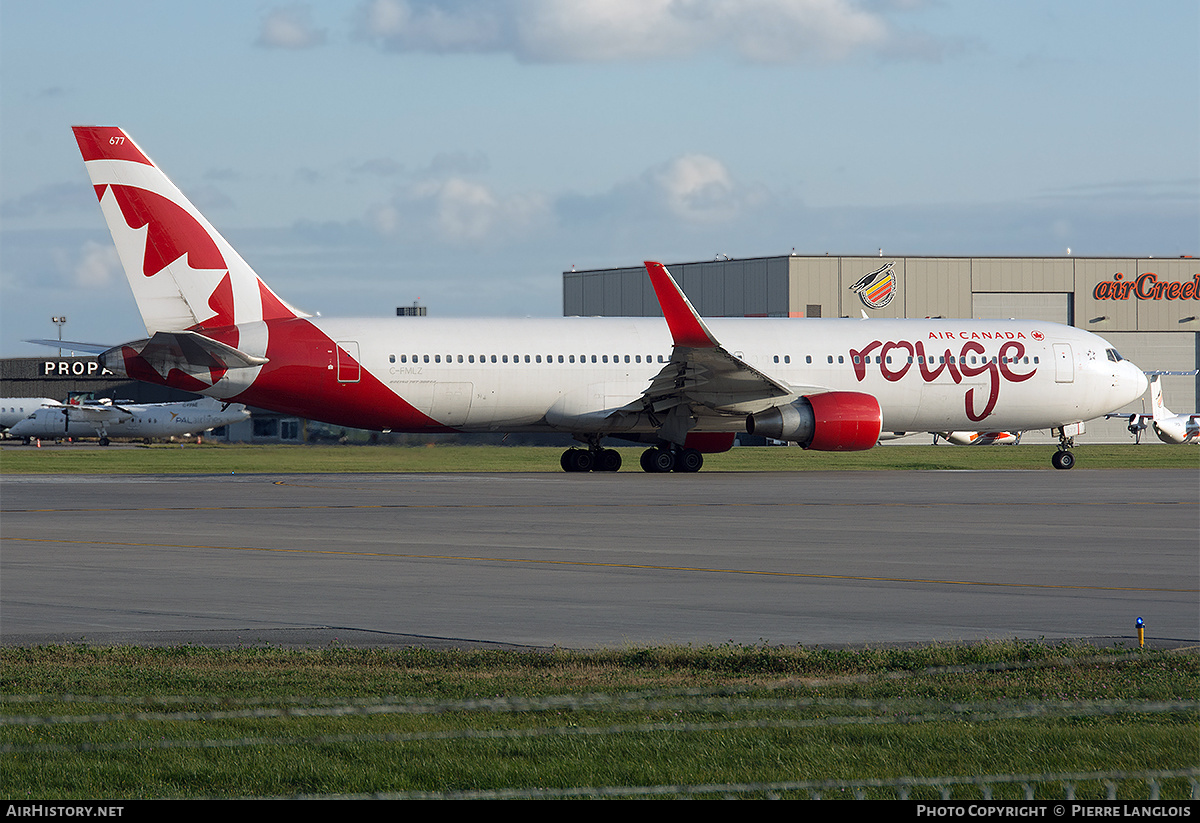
[40, 359, 114, 377]
[1093, 272, 1200, 301]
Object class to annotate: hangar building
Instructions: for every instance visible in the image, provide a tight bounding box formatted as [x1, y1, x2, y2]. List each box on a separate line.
[564, 254, 1199, 444]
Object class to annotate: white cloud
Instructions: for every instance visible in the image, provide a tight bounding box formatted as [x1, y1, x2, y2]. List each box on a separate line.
[365, 150, 765, 246]
[257, 4, 328, 50]
[353, 0, 898, 63]
[68, 240, 122, 289]
[648, 154, 767, 222]
[371, 176, 550, 243]
[557, 153, 771, 229]
[354, 0, 505, 53]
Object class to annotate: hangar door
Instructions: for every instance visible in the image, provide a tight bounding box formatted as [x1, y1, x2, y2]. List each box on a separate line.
[972, 293, 1071, 325]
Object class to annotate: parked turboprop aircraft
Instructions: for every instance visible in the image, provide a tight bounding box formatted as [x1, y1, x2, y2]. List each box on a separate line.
[71, 126, 1148, 471]
[933, 431, 1022, 446]
[1106, 374, 1199, 444]
[7, 396, 249, 445]
[1, 398, 61, 431]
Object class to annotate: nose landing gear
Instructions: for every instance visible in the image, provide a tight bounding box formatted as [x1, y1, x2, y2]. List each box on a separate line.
[1051, 449, 1075, 470]
[1051, 424, 1080, 470]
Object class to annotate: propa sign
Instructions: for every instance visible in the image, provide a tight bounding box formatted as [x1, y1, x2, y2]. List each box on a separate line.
[1092, 272, 1200, 301]
[40, 359, 114, 377]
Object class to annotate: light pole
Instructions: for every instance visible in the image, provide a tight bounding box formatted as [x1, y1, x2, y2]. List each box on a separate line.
[51, 316, 67, 357]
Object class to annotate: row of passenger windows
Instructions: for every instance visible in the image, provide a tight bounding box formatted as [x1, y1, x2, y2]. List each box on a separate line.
[388, 353, 1042, 366]
[773, 354, 1041, 366]
[390, 353, 669, 365]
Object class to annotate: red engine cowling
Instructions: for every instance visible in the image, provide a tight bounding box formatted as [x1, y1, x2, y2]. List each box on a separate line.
[746, 391, 883, 451]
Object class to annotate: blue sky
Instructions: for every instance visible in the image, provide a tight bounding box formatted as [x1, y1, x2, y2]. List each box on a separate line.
[2, 1, 1197, 355]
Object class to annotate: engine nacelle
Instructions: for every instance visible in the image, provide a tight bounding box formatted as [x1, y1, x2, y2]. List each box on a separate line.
[746, 391, 883, 451]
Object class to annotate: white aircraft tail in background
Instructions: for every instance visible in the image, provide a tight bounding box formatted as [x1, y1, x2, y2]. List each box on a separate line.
[1106, 372, 1199, 444]
[71, 126, 1150, 471]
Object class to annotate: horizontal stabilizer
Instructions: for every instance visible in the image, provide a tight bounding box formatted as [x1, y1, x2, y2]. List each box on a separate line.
[100, 330, 268, 380]
[24, 339, 113, 354]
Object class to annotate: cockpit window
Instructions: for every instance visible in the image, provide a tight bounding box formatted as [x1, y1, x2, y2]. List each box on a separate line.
[1106, 348, 1123, 362]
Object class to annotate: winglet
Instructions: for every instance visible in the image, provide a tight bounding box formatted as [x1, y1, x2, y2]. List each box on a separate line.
[644, 261, 718, 349]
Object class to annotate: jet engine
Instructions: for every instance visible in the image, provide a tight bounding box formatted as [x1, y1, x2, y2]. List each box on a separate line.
[746, 391, 883, 451]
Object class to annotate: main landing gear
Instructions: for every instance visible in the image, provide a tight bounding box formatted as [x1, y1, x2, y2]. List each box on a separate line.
[560, 446, 622, 473]
[558, 442, 705, 473]
[639, 446, 703, 473]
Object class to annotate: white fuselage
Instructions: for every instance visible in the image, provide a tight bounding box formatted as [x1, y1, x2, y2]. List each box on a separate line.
[0, 398, 60, 431]
[202, 315, 1146, 437]
[7, 398, 249, 441]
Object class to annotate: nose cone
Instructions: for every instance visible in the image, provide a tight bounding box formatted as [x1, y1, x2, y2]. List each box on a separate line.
[1119, 361, 1149, 406]
[1128, 363, 1148, 400]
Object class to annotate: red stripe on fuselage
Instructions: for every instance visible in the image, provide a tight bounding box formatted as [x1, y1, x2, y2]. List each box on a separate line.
[221, 318, 452, 432]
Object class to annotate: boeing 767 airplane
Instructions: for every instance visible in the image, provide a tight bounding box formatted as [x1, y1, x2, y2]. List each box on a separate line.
[71, 126, 1147, 472]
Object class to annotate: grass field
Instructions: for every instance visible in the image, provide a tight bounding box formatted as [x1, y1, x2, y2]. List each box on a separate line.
[1, 642, 1197, 800]
[3, 443, 1195, 799]
[0, 441, 1196, 474]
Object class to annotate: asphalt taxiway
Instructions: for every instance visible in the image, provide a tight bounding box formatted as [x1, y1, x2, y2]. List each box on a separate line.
[1, 470, 1196, 649]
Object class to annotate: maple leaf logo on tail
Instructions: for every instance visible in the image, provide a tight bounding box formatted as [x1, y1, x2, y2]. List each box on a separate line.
[74, 126, 307, 393]
[72, 126, 306, 336]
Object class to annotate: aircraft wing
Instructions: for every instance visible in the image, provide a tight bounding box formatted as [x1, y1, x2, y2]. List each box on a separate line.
[636, 343, 794, 415]
[59, 404, 131, 424]
[615, 262, 822, 423]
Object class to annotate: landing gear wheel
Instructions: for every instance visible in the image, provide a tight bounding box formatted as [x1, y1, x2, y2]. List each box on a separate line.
[639, 448, 657, 473]
[99, 437, 110, 447]
[674, 448, 703, 473]
[560, 448, 595, 473]
[595, 448, 622, 472]
[640, 447, 676, 473]
[1051, 450, 1075, 470]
